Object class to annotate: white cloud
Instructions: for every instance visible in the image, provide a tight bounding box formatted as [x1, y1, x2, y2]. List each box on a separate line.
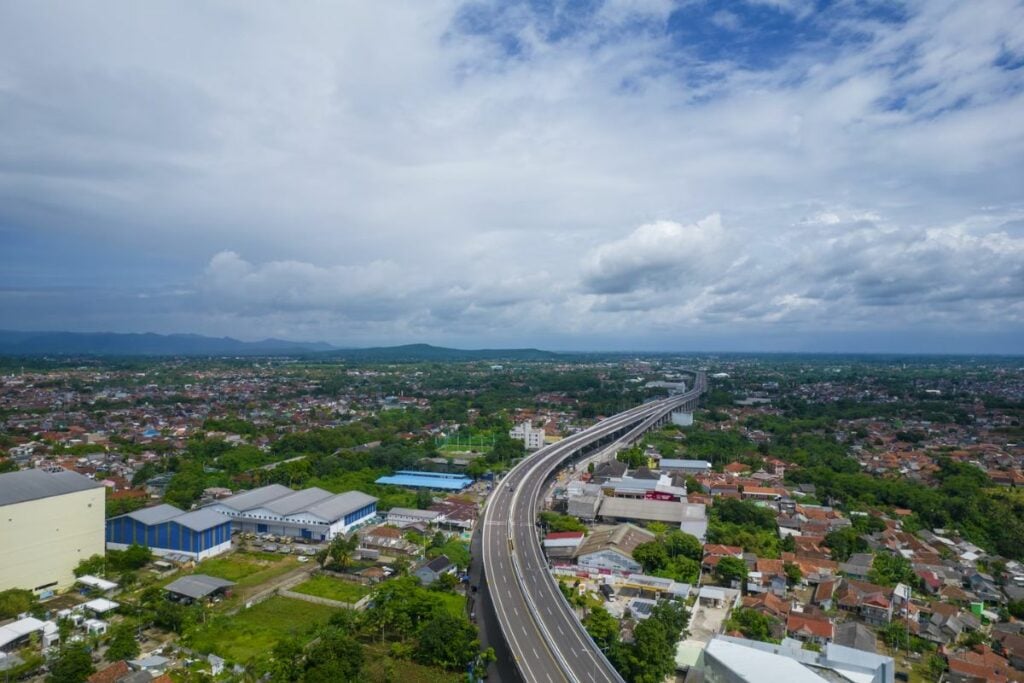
[0, 0, 1022, 350]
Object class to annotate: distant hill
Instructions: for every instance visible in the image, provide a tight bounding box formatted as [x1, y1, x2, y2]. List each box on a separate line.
[0, 330, 335, 356]
[0, 331, 560, 361]
[322, 343, 561, 362]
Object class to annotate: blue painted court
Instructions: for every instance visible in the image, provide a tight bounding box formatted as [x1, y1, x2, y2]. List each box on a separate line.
[375, 470, 473, 490]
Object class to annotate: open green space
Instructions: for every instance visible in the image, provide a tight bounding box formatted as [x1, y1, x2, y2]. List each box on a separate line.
[194, 551, 298, 588]
[435, 592, 467, 619]
[186, 596, 337, 663]
[292, 575, 370, 604]
[364, 644, 464, 683]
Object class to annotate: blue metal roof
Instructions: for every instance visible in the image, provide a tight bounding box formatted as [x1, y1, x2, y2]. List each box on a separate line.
[376, 472, 472, 490]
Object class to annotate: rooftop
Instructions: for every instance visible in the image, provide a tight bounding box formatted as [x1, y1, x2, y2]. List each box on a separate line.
[375, 471, 473, 490]
[0, 468, 103, 506]
[164, 574, 235, 600]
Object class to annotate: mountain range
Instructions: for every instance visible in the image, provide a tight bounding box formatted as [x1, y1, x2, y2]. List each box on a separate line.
[0, 330, 559, 361]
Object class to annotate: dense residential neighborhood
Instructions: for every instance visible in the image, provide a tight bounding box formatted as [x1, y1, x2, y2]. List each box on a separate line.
[1, 354, 1023, 682]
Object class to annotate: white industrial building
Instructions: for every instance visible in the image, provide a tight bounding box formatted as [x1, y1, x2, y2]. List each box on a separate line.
[509, 421, 546, 450]
[205, 485, 377, 542]
[697, 635, 894, 683]
[385, 507, 442, 528]
[0, 469, 105, 593]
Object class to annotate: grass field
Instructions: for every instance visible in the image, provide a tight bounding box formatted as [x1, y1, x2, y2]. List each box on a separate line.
[194, 551, 299, 588]
[187, 596, 337, 663]
[363, 644, 464, 683]
[437, 443, 490, 454]
[292, 575, 370, 604]
[435, 592, 466, 619]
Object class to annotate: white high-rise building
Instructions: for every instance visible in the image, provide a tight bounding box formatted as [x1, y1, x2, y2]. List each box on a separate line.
[509, 421, 546, 450]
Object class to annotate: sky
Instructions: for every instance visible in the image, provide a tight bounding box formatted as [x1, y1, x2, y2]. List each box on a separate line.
[1, 1, 1023, 353]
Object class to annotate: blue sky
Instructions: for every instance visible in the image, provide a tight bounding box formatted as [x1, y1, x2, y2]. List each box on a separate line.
[1, 0, 1023, 352]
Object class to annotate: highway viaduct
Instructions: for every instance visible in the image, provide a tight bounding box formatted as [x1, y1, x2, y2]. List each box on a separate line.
[481, 372, 707, 683]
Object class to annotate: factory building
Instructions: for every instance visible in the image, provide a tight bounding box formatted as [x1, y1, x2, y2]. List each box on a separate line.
[106, 504, 232, 560]
[374, 471, 473, 491]
[205, 485, 377, 541]
[0, 469, 105, 593]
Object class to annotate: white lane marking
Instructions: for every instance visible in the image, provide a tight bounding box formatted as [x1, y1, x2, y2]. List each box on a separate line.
[513, 606, 519, 616]
[556, 625, 565, 636]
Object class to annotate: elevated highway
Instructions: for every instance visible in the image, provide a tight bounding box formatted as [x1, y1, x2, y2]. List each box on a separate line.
[481, 373, 707, 683]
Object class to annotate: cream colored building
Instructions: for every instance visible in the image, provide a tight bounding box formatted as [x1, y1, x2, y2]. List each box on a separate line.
[0, 469, 105, 593]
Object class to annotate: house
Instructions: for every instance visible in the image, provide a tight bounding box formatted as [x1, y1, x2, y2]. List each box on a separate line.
[834, 579, 893, 626]
[359, 525, 419, 558]
[786, 613, 834, 646]
[833, 621, 878, 654]
[414, 555, 457, 585]
[838, 553, 874, 580]
[993, 630, 1024, 672]
[813, 579, 838, 611]
[946, 646, 1014, 683]
[741, 592, 790, 621]
[575, 524, 656, 574]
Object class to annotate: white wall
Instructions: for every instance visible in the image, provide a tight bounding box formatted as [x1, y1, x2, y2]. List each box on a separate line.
[1, 487, 105, 592]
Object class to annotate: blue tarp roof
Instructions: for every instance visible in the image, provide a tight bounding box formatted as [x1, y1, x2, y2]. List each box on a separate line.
[375, 472, 473, 490]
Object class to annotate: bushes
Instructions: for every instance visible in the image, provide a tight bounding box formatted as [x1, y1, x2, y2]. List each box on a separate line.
[0, 588, 37, 619]
[74, 544, 152, 578]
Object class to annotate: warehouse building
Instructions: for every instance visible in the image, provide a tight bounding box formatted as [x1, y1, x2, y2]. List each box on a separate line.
[375, 470, 473, 491]
[0, 468, 105, 593]
[106, 504, 232, 560]
[205, 484, 377, 541]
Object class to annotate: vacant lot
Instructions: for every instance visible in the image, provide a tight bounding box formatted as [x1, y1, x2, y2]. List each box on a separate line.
[187, 596, 337, 663]
[195, 551, 299, 588]
[435, 592, 467, 619]
[363, 644, 464, 683]
[292, 575, 370, 604]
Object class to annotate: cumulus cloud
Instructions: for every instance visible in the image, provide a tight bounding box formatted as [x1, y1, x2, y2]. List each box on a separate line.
[582, 215, 730, 295]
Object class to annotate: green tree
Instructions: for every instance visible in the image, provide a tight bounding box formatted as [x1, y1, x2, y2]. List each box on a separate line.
[0, 588, 37, 619]
[663, 530, 703, 561]
[539, 511, 586, 533]
[824, 527, 868, 563]
[715, 556, 748, 587]
[105, 621, 140, 661]
[415, 489, 434, 509]
[924, 654, 946, 682]
[616, 446, 646, 469]
[784, 562, 803, 586]
[881, 621, 909, 650]
[304, 630, 364, 682]
[583, 606, 619, 651]
[327, 534, 360, 571]
[724, 607, 774, 642]
[869, 553, 916, 587]
[270, 637, 305, 682]
[633, 542, 669, 573]
[612, 601, 689, 683]
[415, 611, 479, 670]
[47, 642, 94, 683]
